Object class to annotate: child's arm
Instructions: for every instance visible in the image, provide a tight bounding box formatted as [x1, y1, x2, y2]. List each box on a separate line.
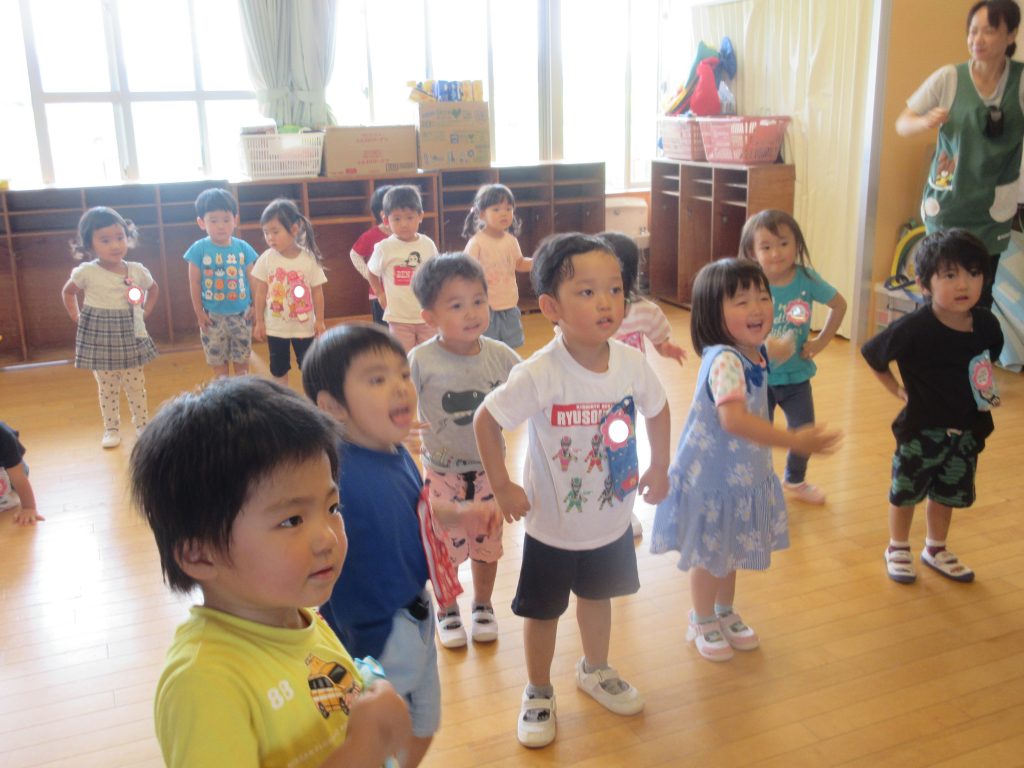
[8, 462, 43, 525]
[474, 405, 530, 522]
[251, 276, 268, 341]
[349, 249, 373, 283]
[515, 255, 533, 272]
[244, 263, 255, 321]
[61, 279, 82, 323]
[637, 403, 671, 504]
[322, 680, 411, 768]
[718, 399, 841, 456]
[367, 273, 386, 309]
[870, 366, 908, 402]
[142, 280, 160, 319]
[187, 263, 211, 330]
[653, 339, 687, 366]
[802, 292, 848, 359]
[313, 284, 326, 336]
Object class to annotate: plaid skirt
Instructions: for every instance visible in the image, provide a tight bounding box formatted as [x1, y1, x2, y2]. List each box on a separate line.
[74, 306, 158, 371]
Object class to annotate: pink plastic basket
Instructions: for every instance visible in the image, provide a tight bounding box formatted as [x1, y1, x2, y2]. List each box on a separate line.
[697, 116, 790, 164]
[659, 117, 706, 161]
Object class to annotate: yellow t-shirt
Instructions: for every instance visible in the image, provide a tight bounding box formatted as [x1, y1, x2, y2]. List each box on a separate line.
[156, 606, 363, 768]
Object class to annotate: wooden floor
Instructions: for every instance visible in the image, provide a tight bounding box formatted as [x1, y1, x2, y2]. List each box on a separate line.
[1, 305, 1022, 768]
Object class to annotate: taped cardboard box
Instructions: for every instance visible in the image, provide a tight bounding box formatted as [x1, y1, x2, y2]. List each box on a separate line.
[418, 102, 491, 170]
[322, 125, 418, 177]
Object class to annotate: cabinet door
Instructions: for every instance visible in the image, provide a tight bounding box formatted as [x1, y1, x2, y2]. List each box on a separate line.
[679, 199, 711, 305]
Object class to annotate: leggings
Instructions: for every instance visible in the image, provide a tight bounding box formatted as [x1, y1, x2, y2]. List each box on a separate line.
[94, 367, 149, 432]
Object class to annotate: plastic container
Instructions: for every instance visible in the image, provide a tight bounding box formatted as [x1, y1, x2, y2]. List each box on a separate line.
[240, 132, 325, 178]
[658, 116, 706, 161]
[697, 116, 790, 164]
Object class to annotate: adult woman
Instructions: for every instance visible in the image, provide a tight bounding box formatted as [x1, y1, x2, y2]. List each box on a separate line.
[896, 0, 1023, 308]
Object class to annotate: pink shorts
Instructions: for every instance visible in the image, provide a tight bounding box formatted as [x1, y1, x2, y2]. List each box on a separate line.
[424, 467, 503, 565]
[388, 321, 434, 352]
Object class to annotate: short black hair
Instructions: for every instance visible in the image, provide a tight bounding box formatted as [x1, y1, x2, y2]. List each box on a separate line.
[383, 185, 423, 215]
[914, 228, 989, 296]
[302, 323, 407, 407]
[71, 206, 138, 260]
[690, 258, 772, 355]
[195, 187, 238, 218]
[531, 232, 619, 298]
[968, 1, 1021, 56]
[371, 185, 392, 224]
[411, 252, 488, 310]
[598, 231, 639, 300]
[130, 377, 341, 593]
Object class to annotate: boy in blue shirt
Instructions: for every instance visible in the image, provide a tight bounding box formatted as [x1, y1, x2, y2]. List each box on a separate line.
[184, 188, 259, 377]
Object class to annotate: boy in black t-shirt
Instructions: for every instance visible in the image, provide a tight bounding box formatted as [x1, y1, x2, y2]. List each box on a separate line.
[862, 229, 1003, 585]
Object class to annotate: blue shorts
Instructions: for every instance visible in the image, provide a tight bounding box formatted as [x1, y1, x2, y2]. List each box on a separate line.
[377, 591, 441, 737]
[483, 307, 525, 348]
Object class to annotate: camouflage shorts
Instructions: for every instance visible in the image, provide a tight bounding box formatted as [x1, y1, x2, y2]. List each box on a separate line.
[889, 428, 982, 508]
[200, 312, 252, 365]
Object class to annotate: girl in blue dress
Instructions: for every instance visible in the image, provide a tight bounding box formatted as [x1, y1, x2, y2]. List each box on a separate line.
[650, 259, 841, 662]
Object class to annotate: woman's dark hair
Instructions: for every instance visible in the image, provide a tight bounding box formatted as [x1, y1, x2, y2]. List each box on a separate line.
[461, 183, 521, 238]
[690, 258, 772, 355]
[914, 228, 989, 295]
[370, 185, 392, 225]
[597, 231, 640, 301]
[130, 377, 341, 593]
[738, 209, 812, 270]
[968, 1, 1021, 57]
[70, 206, 138, 260]
[302, 323, 407, 407]
[412, 252, 488, 310]
[531, 232, 620, 297]
[260, 198, 322, 262]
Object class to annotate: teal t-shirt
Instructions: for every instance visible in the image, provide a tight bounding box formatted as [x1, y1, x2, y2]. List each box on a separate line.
[183, 237, 259, 315]
[767, 266, 837, 386]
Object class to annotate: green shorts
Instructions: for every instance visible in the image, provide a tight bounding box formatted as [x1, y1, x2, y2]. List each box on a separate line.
[889, 428, 982, 508]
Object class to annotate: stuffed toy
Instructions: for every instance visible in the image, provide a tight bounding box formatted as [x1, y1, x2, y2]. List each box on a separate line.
[690, 56, 721, 116]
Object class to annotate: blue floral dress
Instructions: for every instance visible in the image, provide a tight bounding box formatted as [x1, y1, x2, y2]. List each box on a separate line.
[650, 344, 787, 577]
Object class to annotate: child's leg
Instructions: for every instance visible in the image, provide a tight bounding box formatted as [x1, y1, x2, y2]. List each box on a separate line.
[688, 567, 733, 661]
[93, 370, 121, 431]
[120, 366, 149, 431]
[920, 499, 973, 581]
[576, 596, 611, 668]
[889, 503, 915, 544]
[398, 736, 432, 768]
[776, 381, 815, 485]
[266, 336, 291, 385]
[524, 617, 559, 686]
[388, 322, 417, 353]
[690, 566, 721, 619]
[471, 559, 497, 606]
[712, 571, 759, 651]
[292, 336, 315, 370]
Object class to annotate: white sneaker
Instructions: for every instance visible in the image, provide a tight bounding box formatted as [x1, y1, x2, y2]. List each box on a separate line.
[685, 616, 734, 662]
[630, 511, 643, 538]
[435, 607, 467, 649]
[517, 689, 556, 748]
[101, 430, 121, 449]
[575, 657, 644, 715]
[783, 481, 826, 505]
[470, 604, 498, 643]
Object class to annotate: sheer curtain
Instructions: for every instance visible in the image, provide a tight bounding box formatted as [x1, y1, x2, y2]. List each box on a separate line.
[686, 0, 875, 339]
[239, 0, 337, 127]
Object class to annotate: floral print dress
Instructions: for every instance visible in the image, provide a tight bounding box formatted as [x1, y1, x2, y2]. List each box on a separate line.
[650, 344, 787, 578]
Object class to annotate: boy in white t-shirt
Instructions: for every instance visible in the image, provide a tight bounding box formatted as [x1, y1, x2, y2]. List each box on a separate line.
[474, 233, 671, 749]
[368, 186, 438, 352]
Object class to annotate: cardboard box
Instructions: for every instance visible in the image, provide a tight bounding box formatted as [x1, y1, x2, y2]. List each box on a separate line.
[322, 125, 418, 177]
[417, 102, 491, 170]
[874, 283, 922, 331]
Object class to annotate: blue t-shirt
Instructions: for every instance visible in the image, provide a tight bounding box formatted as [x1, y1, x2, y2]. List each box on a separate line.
[322, 440, 429, 659]
[767, 266, 837, 386]
[183, 237, 259, 315]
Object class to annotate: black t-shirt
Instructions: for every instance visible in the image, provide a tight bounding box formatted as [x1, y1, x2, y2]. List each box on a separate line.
[861, 305, 1004, 441]
[0, 422, 25, 469]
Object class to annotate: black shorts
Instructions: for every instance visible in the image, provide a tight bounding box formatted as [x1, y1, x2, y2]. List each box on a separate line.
[267, 335, 315, 377]
[511, 527, 639, 620]
[889, 427, 983, 508]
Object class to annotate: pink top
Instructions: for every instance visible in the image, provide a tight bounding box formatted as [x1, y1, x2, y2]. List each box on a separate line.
[465, 231, 524, 311]
[615, 298, 672, 354]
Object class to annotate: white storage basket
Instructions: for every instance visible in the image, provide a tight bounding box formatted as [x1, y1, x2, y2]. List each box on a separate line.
[240, 132, 325, 178]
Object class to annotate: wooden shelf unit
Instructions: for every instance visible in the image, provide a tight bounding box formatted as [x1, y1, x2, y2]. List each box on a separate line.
[0, 162, 603, 364]
[649, 158, 794, 307]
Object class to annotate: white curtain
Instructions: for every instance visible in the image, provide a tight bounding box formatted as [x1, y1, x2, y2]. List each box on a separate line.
[239, 0, 337, 127]
[685, 0, 875, 339]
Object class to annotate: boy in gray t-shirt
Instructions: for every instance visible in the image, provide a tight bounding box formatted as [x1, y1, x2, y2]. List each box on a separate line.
[409, 254, 520, 649]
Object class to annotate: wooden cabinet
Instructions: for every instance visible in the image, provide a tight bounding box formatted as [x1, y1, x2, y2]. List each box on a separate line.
[0, 162, 602, 364]
[649, 158, 794, 307]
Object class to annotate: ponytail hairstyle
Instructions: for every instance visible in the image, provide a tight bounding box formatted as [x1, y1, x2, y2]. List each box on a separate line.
[461, 183, 521, 239]
[70, 206, 138, 261]
[260, 198, 322, 262]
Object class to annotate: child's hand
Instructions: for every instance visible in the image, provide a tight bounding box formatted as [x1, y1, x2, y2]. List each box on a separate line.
[253, 319, 266, 342]
[195, 311, 211, 331]
[458, 500, 503, 539]
[401, 419, 429, 455]
[791, 424, 842, 457]
[245, 306, 255, 322]
[638, 466, 669, 505]
[766, 332, 796, 365]
[801, 336, 828, 360]
[343, 680, 411, 763]
[12, 506, 45, 525]
[493, 481, 530, 523]
[378, 293, 388, 310]
[315, 320, 327, 337]
[653, 339, 687, 366]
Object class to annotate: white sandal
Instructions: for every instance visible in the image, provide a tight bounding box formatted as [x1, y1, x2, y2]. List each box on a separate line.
[921, 548, 974, 583]
[884, 547, 916, 584]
